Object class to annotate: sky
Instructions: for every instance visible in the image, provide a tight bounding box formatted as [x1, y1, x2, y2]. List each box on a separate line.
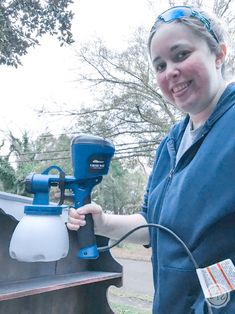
[0, 0, 160, 142]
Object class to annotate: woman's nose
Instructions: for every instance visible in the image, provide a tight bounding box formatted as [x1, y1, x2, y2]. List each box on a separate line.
[166, 63, 180, 80]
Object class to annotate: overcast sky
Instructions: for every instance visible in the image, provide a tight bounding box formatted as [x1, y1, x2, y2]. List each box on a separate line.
[0, 0, 160, 141]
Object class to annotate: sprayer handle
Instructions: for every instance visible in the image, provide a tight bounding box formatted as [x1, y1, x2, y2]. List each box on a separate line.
[77, 197, 99, 259]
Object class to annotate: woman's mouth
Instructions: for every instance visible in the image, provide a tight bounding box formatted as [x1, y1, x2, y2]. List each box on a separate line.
[172, 81, 192, 94]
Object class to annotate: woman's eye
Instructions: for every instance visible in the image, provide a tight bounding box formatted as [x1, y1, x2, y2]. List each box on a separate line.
[155, 62, 166, 72]
[175, 51, 190, 61]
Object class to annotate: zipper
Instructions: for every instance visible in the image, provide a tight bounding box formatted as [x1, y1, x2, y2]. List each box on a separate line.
[153, 167, 175, 224]
[153, 167, 175, 273]
[156, 131, 206, 219]
[173, 133, 206, 174]
[168, 168, 174, 179]
[153, 137, 176, 223]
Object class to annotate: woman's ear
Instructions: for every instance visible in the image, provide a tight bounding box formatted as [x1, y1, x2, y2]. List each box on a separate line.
[215, 43, 227, 69]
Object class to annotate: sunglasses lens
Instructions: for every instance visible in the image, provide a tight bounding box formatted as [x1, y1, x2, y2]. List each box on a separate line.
[160, 7, 190, 22]
[155, 6, 219, 43]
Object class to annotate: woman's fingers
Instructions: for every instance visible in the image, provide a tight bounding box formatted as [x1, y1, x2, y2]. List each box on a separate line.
[76, 203, 102, 215]
[67, 203, 102, 231]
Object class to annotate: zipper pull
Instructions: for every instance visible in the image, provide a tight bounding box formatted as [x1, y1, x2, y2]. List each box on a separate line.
[169, 169, 174, 179]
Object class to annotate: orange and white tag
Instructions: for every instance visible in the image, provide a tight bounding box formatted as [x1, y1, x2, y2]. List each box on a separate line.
[196, 259, 235, 299]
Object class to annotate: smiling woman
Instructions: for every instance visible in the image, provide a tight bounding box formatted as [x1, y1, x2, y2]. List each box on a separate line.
[149, 7, 227, 126]
[143, 5, 235, 314]
[67, 5, 235, 314]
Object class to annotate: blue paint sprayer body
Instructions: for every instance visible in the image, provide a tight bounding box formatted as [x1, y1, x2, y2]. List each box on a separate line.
[22, 134, 115, 259]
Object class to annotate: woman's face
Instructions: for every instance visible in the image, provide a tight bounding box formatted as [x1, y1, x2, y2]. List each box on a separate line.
[150, 22, 223, 116]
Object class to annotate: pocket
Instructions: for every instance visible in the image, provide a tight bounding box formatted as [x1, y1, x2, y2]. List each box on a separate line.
[156, 266, 201, 314]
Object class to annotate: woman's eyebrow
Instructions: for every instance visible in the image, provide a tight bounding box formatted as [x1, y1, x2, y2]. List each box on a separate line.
[170, 43, 192, 52]
[152, 55, 161, 64]
[152, 45, 180, 64]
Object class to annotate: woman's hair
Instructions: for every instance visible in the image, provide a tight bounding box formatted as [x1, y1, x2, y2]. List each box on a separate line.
[148, 7, 229, 76]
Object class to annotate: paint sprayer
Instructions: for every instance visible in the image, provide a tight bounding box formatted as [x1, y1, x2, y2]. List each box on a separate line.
[9, 134, 115, 262]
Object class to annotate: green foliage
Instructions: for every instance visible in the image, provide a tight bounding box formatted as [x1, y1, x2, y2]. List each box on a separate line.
[0, 0, 74, 67]
[0, 131, 73, 196]
[0, 157, 16, 192]
[33, 132, 72, 174]
[93, 160, 147, 215]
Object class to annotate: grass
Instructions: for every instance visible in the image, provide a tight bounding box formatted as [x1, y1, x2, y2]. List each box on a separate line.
[109, 287, 152, 302]
[109, 287, 152, 314]
[111, 303, 151, 314]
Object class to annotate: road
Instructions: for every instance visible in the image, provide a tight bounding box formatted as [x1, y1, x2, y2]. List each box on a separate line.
[108, 258, 154, 311]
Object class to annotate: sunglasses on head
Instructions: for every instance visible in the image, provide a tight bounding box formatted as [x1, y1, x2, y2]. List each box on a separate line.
[151, 6, 219, 44]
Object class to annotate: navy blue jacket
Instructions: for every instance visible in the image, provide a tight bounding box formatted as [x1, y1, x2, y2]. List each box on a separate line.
[142, 83, 235, 313]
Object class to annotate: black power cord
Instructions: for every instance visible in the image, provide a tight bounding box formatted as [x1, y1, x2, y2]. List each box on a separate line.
[98, 223, 214, 314]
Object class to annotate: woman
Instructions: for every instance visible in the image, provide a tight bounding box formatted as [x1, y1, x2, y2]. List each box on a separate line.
[68, 6, 235, 313]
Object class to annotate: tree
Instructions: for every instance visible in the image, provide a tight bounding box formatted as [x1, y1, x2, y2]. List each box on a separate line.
[32, 132, 72, 174]
[0, 0, 74, 67]
[0, 132, 36, 194]
[0, 131, 73, 195]
[93, 160, 147, 215]
[0, 139, 16, 192]
[75, 32, 179, 138]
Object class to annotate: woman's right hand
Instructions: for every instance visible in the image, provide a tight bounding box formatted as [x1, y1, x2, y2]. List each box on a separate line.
[67, 203, 105, 233]
[67, 205, 150, 245]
